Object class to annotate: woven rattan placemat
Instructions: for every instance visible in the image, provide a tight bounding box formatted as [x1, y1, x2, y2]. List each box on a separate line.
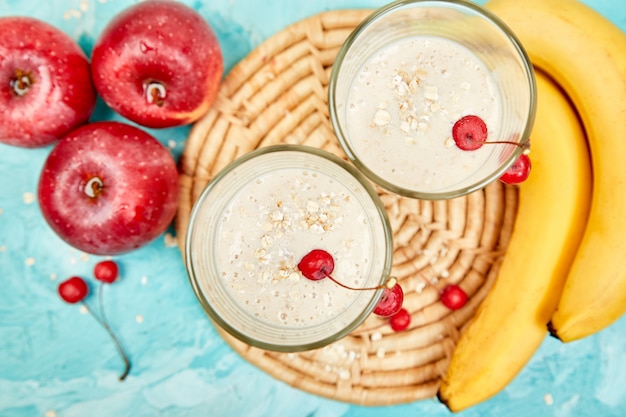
[175, 9, 518, 406]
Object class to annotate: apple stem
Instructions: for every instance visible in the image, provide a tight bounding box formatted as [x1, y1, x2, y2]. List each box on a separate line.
[144, 81, 166, 107]
[83, 291, 131, 381]
[10, 69, 32, 96]
[84, 177, 104, 198]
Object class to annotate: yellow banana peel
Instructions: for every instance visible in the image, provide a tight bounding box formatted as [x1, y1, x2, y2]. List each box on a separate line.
[437, 69, 592, 412]
[485, 0, 626, 342]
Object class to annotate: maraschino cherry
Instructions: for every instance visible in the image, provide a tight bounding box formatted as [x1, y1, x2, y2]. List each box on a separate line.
[452, 115, 488, 151]
[297, 249, 335, 281]
[500, 153, 532, 185]
[297, 249, 405, 321]
[94, 260, 119, 283]
[452, 115, 529, 152]
[58, 260, 130, 380]
[58, 276, 88, 304]
[389, 308, 411, 332]
[373, 283, 404, 317]
[440, 284, 468, 310]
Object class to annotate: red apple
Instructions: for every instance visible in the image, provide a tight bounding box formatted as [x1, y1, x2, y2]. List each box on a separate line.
[38, 121, 179, 255]
[91, 0, 223, 128]
[0, 16, 96, 148]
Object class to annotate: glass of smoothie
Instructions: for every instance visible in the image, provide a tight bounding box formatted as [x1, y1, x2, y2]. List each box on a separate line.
[185, 145, 393, 352]
[329, 0, 536, 200]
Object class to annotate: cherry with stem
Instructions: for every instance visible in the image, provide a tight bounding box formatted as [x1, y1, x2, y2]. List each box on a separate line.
[58, 261, 131, 381]
[452, 115, 530, 152]
[297, 249, 470, 332]
[297, 249, 403, 318]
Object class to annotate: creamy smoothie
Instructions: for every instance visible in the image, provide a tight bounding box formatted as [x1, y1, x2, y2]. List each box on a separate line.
[217, 167, 377, 327]
[341, 35, 502, 192]
[185, 146, 391, 351]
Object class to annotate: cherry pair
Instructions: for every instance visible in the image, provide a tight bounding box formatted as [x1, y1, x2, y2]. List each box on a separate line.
[298, 250, 469, 332]
[452, 115, 531, 185]
[58, 260, 130, 381]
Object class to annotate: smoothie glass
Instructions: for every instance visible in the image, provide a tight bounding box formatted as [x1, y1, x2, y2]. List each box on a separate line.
[185, 145, 393, 352]
[329, 0, 536, 200]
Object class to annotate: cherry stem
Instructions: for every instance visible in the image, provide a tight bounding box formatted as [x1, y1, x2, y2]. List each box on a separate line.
[144, 81, 166, 107]
[83, 289, 131, 381]
[326, 275, 397, 291]
[97, 282, 108, 325]
[484, 139, 531, 152]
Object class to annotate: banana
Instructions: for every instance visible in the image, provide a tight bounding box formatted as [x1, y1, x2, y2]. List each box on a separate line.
[485, 0, 626, 342]
[437, 70, 592, 412]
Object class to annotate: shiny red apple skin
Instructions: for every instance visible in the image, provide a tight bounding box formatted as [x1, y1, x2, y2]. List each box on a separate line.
[91, 0, 223, 129]
[0, 16, 96, 148]
[37, 121, 179, 255]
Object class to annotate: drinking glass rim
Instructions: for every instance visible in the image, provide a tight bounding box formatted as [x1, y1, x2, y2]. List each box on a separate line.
[184, 144, 394, 352]
[328, 0, 537, 200]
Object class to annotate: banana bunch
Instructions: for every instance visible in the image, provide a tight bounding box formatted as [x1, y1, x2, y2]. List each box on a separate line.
[438, 0, 626, 411]
[438, 69, 592, 411]
[487, 0, 626, 345]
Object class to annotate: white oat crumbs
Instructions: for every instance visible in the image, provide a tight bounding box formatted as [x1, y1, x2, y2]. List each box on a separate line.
[22, 192, 35, 204]
[370, 331, 383, 342]
[251, 187, 342, 283]
[544, 393, 554, 406]
[164, 232, 178, 247]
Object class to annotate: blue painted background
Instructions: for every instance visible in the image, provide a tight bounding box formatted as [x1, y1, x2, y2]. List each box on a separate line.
[1, 0, 625, 416]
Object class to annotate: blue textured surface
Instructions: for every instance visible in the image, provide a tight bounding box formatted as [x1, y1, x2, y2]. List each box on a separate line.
[1, 1, 626, 416]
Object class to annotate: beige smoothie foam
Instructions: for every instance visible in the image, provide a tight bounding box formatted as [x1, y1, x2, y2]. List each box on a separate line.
[216, 167, 381, 328]
[342, 35, 502, 191]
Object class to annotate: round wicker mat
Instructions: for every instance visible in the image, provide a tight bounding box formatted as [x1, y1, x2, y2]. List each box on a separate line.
[175, 10, 518, 406]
